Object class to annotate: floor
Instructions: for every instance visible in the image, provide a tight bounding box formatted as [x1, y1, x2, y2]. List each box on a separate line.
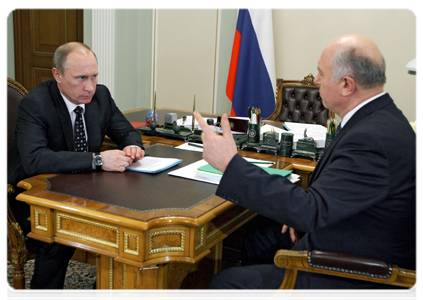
[6, 259, 97, 289]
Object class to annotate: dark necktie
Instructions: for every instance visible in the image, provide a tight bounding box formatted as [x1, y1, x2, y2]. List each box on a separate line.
[74, 106, 88, 152]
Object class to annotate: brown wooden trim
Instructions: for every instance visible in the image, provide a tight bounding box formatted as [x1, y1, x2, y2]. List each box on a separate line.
[76, 10, 84, 42]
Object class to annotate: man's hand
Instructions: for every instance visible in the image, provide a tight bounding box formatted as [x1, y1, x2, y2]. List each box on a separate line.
[193, 111, 238, 173]
[123, 146, 145, 162]
[282, 225, 300, 244]
[101, 149, 134, 172]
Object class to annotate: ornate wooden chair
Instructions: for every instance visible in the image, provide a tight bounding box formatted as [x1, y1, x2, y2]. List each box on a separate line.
[7, 77, 35, 289]
[266, 74, 328, 126]
[274, 249, 415, 288]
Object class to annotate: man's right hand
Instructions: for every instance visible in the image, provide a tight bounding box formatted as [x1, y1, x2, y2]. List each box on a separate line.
[193, 111, 238, 173]
[101, 150, 133, 172]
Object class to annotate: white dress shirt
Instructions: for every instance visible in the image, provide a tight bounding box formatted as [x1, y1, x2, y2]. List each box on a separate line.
[340, 92, 386, 129]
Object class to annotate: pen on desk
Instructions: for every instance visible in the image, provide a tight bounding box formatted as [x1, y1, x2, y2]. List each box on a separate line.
[283, 124, 290, 131]
[250, 161, 274, 165]
[188, 143, 203, 148]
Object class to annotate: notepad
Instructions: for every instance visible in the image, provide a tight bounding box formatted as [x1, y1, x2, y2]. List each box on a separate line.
[197, 164, 293, 177]
[126, 156, 182, 173]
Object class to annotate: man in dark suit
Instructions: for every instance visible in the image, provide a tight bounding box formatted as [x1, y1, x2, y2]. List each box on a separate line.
[8, 42, 145, 288]
[194, 34, 415, 289]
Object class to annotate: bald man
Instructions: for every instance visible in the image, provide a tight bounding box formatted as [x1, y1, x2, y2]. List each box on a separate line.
[8, 42, 145, 288]
[195, 34, 415, 289]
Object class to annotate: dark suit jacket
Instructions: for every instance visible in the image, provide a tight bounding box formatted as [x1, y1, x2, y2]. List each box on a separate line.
[216, 93, 415, 288]
[8, 80, 144, 228]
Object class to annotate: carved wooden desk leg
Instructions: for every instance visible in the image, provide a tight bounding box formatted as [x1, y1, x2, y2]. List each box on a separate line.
[97, 256, 160, 289]
[96, 244, 222, 289]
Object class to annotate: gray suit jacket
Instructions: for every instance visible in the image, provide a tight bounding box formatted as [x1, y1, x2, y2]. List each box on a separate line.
[216, 93, 415, 288]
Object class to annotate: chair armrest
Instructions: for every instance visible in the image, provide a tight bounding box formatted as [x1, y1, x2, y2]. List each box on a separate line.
[309, 250, 391, 278]
[274, 249, 415, 288]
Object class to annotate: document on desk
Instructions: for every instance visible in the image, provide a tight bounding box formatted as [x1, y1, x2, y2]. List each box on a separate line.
[175, 143, 204, 152]
[168, 158, 300, 185]
[168, 159, 220, 184]
[126, 156, 182, 173]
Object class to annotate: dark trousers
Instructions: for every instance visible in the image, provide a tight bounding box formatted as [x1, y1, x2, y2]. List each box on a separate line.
[209, 226, 402, 289]
[9, 192, 76, 289]
[30, 241, 76, 289]
[210, 226, 294, 289]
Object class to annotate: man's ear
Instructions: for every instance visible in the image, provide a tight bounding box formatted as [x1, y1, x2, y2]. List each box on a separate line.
[340, 76, 355, 96]
[52, 68, 62, 83]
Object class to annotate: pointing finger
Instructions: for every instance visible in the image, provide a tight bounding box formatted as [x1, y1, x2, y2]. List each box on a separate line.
[193, 111, 214, 136]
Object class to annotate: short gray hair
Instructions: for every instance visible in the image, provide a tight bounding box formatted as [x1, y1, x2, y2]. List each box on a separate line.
[331, 48, 386, 89]
[53, 42, 97, 73]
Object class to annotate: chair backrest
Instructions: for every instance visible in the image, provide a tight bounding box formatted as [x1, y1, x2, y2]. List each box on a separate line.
[266, 74, 328, 126]
[8, 78, 28, 164]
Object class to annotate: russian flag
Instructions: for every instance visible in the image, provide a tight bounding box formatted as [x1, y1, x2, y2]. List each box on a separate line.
[226, 9, 276, 118]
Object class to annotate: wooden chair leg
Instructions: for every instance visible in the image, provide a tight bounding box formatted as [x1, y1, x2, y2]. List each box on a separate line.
[12, 266, 26, 289]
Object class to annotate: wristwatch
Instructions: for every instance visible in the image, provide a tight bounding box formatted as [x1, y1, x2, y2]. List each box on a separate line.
[93, 152, 103, 171]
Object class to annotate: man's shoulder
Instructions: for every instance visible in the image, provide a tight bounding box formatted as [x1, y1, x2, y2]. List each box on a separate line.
[90, 84, 114, 108]
[94, 84, 111, 97]
[25, 80, 57, 98]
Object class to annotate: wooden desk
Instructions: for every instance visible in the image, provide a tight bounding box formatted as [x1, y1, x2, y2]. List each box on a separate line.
[17, 131, 317, 289]
[16, 145, 257, 289]
[104, 110, 318, 189]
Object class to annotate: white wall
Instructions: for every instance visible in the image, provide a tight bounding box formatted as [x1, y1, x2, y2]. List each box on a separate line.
[8, 9, 416, 121]
[273, 9, 416, 121]
[114, 10, 153, 112]
[155, 9, 218, 113]
[149, 9, 416, 121]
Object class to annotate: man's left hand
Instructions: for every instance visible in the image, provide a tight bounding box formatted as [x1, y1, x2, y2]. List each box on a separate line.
[123, 146, 145, 162]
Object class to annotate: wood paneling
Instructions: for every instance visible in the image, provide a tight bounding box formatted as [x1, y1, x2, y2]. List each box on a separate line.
[13, 9, 83, 91]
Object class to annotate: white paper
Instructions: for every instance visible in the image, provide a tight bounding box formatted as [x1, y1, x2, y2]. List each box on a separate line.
[126, 156, 182, 173]
[175, 143, 204, 152]
[168, 159, 217, 184]
[168, 158, 299, 185]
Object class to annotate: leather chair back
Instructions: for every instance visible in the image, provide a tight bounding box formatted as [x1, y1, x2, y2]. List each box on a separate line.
[267, 75, 328, 126]
[7, 78, 31, 289]
[8, 78, 28, 163]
